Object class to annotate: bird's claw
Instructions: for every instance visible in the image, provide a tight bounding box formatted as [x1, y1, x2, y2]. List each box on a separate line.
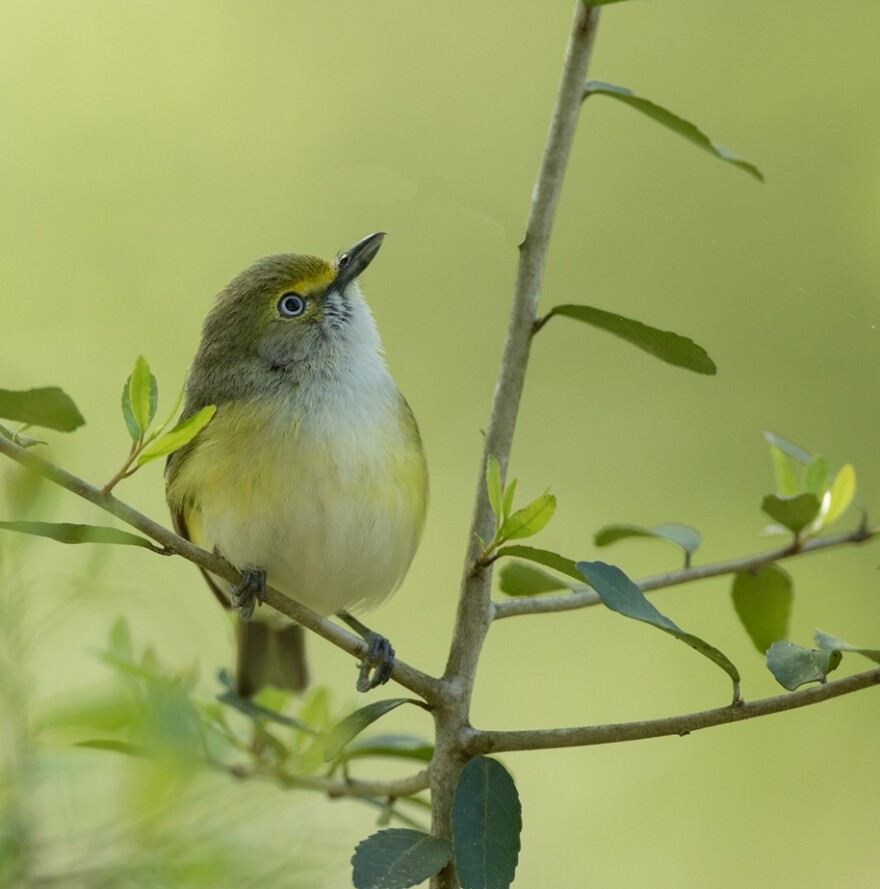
[356, 632, 395, 692]
[232, 569, 266, 621]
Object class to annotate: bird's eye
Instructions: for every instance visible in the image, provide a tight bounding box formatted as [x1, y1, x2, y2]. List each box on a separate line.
[277, 293, 306, 318]
[337, 253, 350, 271]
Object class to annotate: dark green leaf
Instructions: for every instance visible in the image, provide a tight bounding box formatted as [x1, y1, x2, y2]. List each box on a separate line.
[761, 493, 821, 534]
[577, 560, 741, 697]
[762, 431, 812, 465]
[0, 387, 85, 432]
[594, 522, 701, 557]
[499, 494, 556, 542]
[451, 757, 522, 889]
[352, 829, 452, 889]
[584, 81, 763, 181]
[0, 521, 156, 549]
[325, 699, 424, 762]
[498, 562, 571, 597]
[731, 564, 793, 654]
[135, 405, 216, 466]
[494, 545, 582, 582]
[814, 631, 880, 665]
[340, 734, 434, 764]
[548, 304, 716, 374]
[766, 641, 842, 690]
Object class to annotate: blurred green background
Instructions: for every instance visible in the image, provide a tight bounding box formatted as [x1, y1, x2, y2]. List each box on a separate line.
[2, 0, 879, 885]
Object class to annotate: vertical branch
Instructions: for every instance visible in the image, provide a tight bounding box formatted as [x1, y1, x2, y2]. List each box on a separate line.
[429, 4, 601, 886]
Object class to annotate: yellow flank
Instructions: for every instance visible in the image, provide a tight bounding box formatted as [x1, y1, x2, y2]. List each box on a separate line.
[167, 394, 428, 617]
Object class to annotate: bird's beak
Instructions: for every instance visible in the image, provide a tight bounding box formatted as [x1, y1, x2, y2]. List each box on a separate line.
[334, 232, 385, 289]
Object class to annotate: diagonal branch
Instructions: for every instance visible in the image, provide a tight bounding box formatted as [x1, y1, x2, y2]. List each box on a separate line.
[0, 434, 441, 703]
[465, 665, 880, 754]
[493, 524, 879, 620]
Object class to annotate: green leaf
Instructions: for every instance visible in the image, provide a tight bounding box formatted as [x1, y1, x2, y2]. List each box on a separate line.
[769, 446, 800, 496]
[135, 405, 217, 466]
[547, 304, 716, 375]
[594, 522, 701, 560]
[121, 378, 140, 441]
[765, 641, 842, 690]
[814, 631, 880, 665]
[803, 455, 830, 497]
[584, 81, 763, 181]
[500, 478, 517, 523]
[761, 493, 821, 534]
[451, 757, 522, 889]
[498, 562, 571, 597]
[494, 545, 582, 582]
[352, 829, 452, 889]
[731, 564, 793, 654]
[0, 521, 156, 549]
[340, 734, 434, 764]
[75, 739, 150, 757]
[127, 356, 158, 436]
[817, 464, 856, 528]
[108, 617, 134, 659]
[324, 699, 424, 762]
[577, 560, 741, 698]
[499, 494, 556, 542]
[0, 387, 85, 432]
[762, 431, 811, 465]
[486, 456, 503, 520]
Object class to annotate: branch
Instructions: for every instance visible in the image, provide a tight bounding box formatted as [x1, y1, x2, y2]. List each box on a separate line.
[465, 666, 880, 754]
[493, 524, 879, 620]
[0, 434, 441, 703]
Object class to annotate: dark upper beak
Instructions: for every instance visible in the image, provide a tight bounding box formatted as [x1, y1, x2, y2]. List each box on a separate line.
[334, 232, 385, 289]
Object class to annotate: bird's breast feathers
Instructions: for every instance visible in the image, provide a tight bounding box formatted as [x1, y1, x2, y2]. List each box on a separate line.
[167, 390, 427, 616]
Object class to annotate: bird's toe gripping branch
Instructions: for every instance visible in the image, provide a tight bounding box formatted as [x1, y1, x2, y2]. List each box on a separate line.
[232, 569, 267, 621]
[338, 611, 396, 692]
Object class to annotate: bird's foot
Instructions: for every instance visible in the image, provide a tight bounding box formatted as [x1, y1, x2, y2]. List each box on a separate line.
[232, 569, 266, 621]
[337, 611, 396, 692]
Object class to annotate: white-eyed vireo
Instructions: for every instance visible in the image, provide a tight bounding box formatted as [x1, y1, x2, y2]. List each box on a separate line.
[165, 233, 428, 695]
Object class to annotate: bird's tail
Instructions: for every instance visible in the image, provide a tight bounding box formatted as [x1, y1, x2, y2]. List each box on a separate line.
[235, 621, 309, 696]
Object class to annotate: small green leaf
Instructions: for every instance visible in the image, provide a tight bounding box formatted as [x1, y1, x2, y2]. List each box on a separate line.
[814, 631, 880, 665]
[325, 699, 424, 762]
[486, 456, 503, 520]
[577, 560, 741, 697]
[135, 405, 216, 466]
[0, 387, 85, 432]
[731, 564, 793, 654]
[547, 304, 716, 374]
[766, 641, 842, 690]
[498, 562, 571, 597]
[584, 81, 763, 181]
[340, 733, 434, 764]
[594, 522, 701, 561]
[75, 739, 150, 757]
[451, 757, 522, 889]
[817, 464, 856, 529]
[803, 455, 830, 497]
[127, 356, 158, 436]
[352, 829, 452, 889]
[761, 493, 821, 534]
[0, 521, 156, 549]
[762, 431, 812, 465]
[769, 446, 800, 496]
[500, 494, 556, 542]
[216, 688, 318, 734]
[494, 545, 582, 582]
[501, 477, 517, 522]
[121, 377, 140, 441]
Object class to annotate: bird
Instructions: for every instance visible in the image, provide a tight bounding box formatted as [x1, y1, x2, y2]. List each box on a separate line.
[165, 232, 428, 696]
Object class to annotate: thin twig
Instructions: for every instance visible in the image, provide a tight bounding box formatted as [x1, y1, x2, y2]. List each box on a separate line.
[493, 524, 879, 620]
[465, 665, 880, 754]
[0, 434, 441, 703]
